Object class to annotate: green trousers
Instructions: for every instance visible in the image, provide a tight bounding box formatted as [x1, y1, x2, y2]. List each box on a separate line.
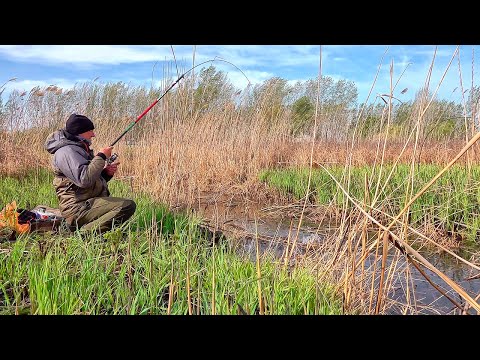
[68, 197, 136, 234]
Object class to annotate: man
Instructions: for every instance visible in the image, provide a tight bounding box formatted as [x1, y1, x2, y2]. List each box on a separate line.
[45, 113, 136, 234]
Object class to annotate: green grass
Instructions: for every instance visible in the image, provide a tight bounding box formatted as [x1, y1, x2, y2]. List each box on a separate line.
[0, 168, 180, 235]
[260, 164, 480, 244]
[0, 170, 341, 315]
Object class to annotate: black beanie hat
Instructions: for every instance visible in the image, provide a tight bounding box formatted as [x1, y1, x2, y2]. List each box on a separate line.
[66, 114, 95, 135]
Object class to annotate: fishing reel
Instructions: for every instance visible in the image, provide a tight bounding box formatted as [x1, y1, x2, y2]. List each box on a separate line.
[107, 153, 119, 165]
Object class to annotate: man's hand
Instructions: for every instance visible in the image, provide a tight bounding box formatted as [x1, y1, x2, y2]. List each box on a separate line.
[104, 161, 120, 176]
[100, 146, 114, 158]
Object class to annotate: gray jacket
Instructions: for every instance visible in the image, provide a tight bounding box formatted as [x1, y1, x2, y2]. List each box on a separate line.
[45, 129, 111, 218]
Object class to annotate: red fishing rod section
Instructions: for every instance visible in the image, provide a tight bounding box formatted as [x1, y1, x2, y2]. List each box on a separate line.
[109, 74, 184, 147]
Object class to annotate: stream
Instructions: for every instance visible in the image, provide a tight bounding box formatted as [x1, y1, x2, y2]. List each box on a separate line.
[196, 202, 480, 315]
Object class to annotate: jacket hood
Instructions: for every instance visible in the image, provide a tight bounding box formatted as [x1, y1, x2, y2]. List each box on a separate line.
[45, 129, 83, 154]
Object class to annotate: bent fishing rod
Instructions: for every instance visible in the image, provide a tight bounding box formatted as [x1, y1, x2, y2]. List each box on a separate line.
[106, 58, 250, 164]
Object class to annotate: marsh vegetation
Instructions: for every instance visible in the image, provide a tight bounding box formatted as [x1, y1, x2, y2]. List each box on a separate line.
[2, 47, 480, 314]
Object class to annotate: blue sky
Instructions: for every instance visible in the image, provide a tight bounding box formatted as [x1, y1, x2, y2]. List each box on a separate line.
[0, 45, 476, 105]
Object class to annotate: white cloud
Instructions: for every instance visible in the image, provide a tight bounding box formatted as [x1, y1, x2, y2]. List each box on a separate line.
[195, 45, 322, 68]
[0, 45, 177, 66]
[0, 45, 322, 69]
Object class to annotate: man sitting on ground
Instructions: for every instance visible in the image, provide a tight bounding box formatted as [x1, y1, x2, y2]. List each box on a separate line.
[44, 113, 136, 234]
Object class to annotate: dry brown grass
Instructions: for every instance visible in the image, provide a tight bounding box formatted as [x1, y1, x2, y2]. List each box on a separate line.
[292, 138, 477, 167]
[1, 123, 477, 206]
[0, 132, 49, 177]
